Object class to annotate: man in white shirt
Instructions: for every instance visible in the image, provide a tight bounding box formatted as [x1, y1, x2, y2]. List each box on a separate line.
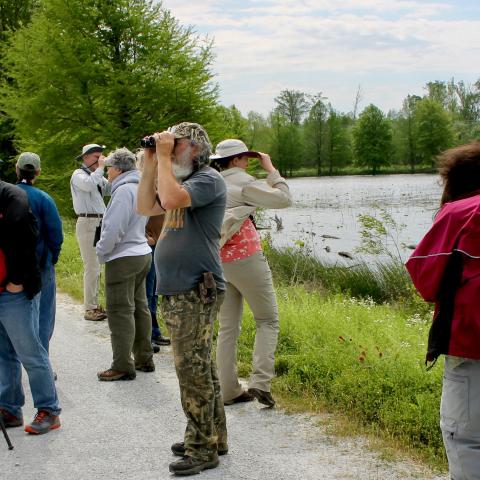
[70, 144, 110, 321]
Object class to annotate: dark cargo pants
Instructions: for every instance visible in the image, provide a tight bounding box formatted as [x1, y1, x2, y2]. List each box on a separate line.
[161, 290, 227, 462]
[105, 254, 153, 373]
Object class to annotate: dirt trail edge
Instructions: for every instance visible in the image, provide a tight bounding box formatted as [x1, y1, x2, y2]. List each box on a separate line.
[1, 293, 447, 480]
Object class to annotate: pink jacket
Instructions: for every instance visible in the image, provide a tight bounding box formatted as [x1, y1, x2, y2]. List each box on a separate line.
[406, 194, 480, 361]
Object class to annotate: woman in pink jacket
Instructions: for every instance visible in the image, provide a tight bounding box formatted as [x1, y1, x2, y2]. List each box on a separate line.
[406, 142, 480, 480]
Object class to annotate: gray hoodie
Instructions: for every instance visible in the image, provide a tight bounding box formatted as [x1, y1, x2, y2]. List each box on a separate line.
[96, 170, 150, 264]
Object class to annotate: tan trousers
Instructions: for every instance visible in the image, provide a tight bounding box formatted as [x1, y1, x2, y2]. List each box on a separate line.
[76, 217, 101, 310]
[216, 251, 279, 402]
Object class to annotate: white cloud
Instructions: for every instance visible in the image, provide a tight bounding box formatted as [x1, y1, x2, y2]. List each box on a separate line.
[161, 1, 480, 115]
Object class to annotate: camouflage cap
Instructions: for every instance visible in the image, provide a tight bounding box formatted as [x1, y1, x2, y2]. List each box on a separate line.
[168, 122, 212, 149]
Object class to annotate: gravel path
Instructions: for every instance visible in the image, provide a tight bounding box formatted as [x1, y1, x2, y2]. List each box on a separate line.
[1, 293, 447, 480]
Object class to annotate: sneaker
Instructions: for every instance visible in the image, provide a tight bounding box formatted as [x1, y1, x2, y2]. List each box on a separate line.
[224, 390, 254, 406]
[84, 308, 107, 321]
[248, 388, 276, 407]
[97, 369, 136, 381]
[24, 410, 60, 435]
[169, 455, 219, 476]
[135, 363, 155, 373]
[0, 408, 23, 428]
[152, 335, 171, 346]
[171, 442, 228, 457]
[152, 343, 160, 353]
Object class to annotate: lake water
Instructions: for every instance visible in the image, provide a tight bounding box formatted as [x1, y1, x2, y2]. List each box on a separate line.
[263, 174, 442, 262]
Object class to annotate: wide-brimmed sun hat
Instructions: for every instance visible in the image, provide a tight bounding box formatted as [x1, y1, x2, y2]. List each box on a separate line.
[76, 143, 105, 160]
[210, 139, 260, 165]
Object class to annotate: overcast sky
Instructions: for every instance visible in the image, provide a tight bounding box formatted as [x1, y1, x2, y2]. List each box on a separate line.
[162, 0, 480, 117]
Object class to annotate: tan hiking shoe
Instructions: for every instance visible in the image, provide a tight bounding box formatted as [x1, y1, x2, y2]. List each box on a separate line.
[84, 308, 107, 321]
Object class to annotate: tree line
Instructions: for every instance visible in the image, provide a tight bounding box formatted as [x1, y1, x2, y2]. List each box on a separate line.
[1, 0, 479, 178]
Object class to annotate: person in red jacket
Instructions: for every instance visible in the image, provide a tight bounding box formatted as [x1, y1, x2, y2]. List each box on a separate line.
[406, 142, 480, 480]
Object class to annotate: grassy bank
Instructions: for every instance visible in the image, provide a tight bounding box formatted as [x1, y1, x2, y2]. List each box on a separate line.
[236, 285, 444, 466]
[56, 223, 445, 469]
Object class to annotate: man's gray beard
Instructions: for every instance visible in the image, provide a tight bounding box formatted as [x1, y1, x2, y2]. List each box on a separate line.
[172, 162, 193, 180]
[172, 148, 194, 180]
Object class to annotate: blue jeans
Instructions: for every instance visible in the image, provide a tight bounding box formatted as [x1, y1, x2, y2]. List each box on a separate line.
[146, 245, 162, 338]
[0, 290, 60, 418]
[32, 264, 56, 353]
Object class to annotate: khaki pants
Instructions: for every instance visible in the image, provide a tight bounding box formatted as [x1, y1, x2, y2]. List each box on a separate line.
[105, 254, 153, 374]
[161, 290, 227, 462]
[441, 357, 480, 480]
[76, 217, 101, 310]
[216, 251, 279, 402]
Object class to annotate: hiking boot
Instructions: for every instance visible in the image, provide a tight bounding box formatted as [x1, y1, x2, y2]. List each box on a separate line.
[171, 442, 228, 457]
[97, 369, 136, 381]
[0, 408, 23, 428]
[24, 410, 60, 435]
[152, 335, 171, 346]
[135, 362, 155, 373]
[224, 390, 254, 406]
[169, 455, 219, 476]
[152, 343, 160, 354]
[248, 388, 276, 407]
[84, 308, 107, 321]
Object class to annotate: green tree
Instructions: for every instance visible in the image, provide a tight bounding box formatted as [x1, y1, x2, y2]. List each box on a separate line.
[208, 104, 249, 146]
[0, 0, 218, 168]
[0, 0, 39, 163]
[304, 93, 327, 175]
[0, 1, 38, 37]
[269, 112, 303, 176]
[274, 89, 309, 125]
[325, 108, 353, 174]
[413, 98, 453, 166]
[392, 95, 421, 171]
[353, 104, 392, 174]
[245, 111, 271, 152]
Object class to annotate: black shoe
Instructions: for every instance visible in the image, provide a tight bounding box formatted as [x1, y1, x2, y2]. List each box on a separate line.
[224, 390, 254, 406]
[152, 343, 160, 353]
[169, 455, 219, 476]
[152, 335, 171, 346]
[135, 363, 155, 372]
[171, 442, 228, 457]
[248, 388, 276, 407]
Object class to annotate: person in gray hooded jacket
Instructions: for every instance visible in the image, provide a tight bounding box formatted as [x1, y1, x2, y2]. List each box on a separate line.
[95, 148, 153, 381]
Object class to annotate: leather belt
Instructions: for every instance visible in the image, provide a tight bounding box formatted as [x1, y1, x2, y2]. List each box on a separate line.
[77, 213, 103, 218]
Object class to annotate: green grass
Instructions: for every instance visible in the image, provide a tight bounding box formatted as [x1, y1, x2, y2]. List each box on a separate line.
[265, 243, 425, 307]
[234, 286, 444, 467]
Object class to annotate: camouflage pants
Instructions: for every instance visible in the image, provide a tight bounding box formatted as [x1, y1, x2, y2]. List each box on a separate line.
[161, 289, 227, 462]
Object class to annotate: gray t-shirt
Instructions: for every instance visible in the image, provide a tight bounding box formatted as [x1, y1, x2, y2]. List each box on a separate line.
[155, 167, 227, 295]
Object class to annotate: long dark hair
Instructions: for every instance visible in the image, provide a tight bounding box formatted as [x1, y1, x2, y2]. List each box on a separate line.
[438, 141, 480, 206]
